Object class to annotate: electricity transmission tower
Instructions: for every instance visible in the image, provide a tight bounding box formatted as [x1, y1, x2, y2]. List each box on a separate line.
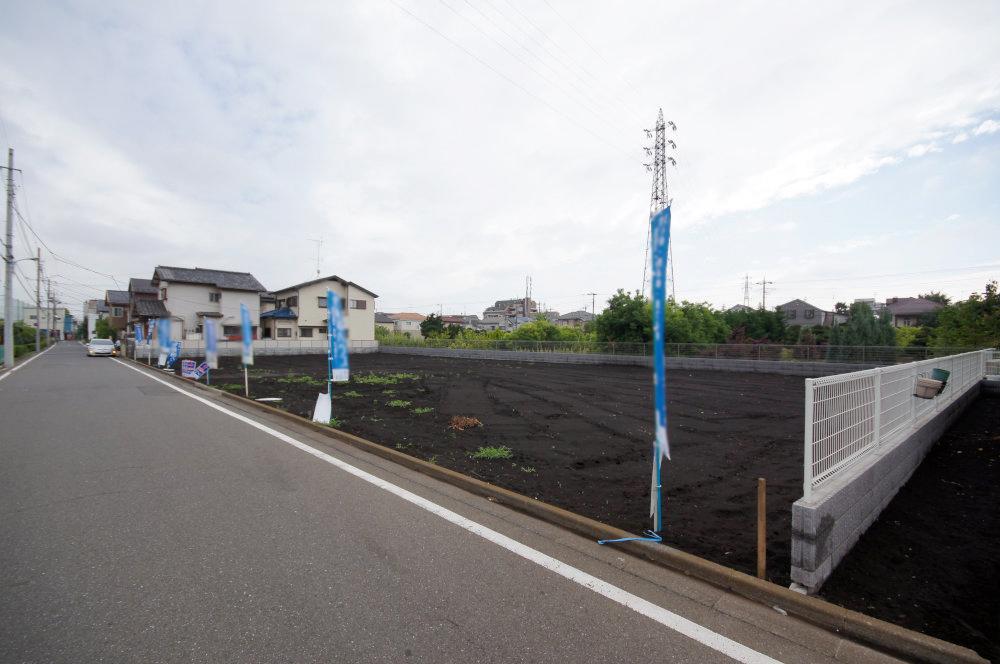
[742, 274, 751, 308]
[642, 109, 677, 300]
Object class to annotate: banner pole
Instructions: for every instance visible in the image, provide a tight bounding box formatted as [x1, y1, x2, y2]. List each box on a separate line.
[244, 365, 249, 398]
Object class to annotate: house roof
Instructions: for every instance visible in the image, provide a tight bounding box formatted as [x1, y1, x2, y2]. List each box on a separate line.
[558, 310, 594, 321]
[96, 302, 110, 314]
[105, 290, 130, 306]
[128, 278, 157, 294]
[270, 274, 378, 299]
[133, 299, 170, 317]
[776, 299, 825, 312]
[884, 297, 943, 316]
[260, 307, 298, 319]
[388, 312, 426, 322]
[375, 312, 395, 323]
[152, 266, 267, 292]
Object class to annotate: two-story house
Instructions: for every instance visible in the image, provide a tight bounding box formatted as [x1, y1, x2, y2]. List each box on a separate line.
[883, 297, 944, 327]
[104, 290, 130, 333]
[150, 266, 267, 340]
[260, 275, 377, 341]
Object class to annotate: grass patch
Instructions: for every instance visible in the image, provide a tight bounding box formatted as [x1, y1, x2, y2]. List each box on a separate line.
[382, 389, 396, 395]
[354, 372, 420, 385]
[411, 407, 434, 414]
[387, 399, 412, 408]
[277, 374, 324, 386]
[471, 445, 513, 460]
[449, 415, 483, 431]
[342, 390, 363, 398]
[328, 417, 344, 428]
[219, 383, 243, 392]
[395, 442, 414, 451]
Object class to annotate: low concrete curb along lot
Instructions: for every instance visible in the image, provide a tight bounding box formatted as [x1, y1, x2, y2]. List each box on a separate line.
[0, 344, 986, 663]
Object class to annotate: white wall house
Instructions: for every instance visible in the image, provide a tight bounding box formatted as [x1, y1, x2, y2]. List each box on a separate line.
[150, 266, 267, 340]
[21, 306, 65, 339]
[261, 275, 377, 341]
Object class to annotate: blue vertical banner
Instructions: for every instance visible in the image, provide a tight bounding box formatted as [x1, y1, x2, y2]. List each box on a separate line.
[240, 303, 254, 366]
[156, 318, 172, 366]
[204, 317, 218, 369]
[327, 289, 350, 382]
[134, 323, 144, 344]
[650, 206, 672, 533]
[146, 319, 154, 345]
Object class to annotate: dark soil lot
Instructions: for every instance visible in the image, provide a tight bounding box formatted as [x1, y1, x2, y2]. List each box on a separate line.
[821, 394, 1000, 662]
[182, 353, 805, 584]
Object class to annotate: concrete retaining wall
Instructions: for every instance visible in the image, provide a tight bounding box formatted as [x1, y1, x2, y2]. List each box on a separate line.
[791, 381, 983, 592]
[379, 345, 878, 377]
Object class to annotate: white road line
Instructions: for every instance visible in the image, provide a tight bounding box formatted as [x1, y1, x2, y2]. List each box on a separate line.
[113, 358, 782, 664]
[0, 344, 56, 383]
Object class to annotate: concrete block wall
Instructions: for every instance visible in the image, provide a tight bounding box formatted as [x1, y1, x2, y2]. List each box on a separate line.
[791, 381, 982, 592]
[378, 345, 878, 377]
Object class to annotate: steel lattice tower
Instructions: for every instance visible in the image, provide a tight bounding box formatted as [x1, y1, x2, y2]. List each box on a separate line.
[642, 109, 675, 299]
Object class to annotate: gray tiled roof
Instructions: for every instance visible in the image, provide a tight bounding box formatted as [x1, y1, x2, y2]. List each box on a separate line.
[128, 278, 157, 294]
[375, 312, 394, 323]
[558, 310, 594, 321]
[105, 290, 130, 306]
[133, 299, 170, 317]
[884, 297, 943, 316]
[153, 266, 266, 292]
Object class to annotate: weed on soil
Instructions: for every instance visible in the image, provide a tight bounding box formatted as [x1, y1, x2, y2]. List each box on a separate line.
[192, 353, 804, 587]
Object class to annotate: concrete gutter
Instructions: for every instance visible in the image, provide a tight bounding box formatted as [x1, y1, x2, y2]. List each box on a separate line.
[134, 358, 987, 664]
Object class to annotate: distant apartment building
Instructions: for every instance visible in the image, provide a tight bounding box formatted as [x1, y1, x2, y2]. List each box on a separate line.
[260, 275, 377, 341]
[22, 306, 67, 340]
[483, 298, 538, 326]
[556, 310, 594, 328]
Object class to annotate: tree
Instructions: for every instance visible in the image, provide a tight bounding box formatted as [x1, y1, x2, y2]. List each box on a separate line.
[664, 301, 730, 344]
[918, 291, 951, 306]
[419, 313, 444, 338]
[594, 290, 651, 342]
[722, 307, 787, 343]
[94, 318, 117, 340]
[828, 301, 895, 349]
[930, 281, 1000, 347]
[834, 302, 848, 315]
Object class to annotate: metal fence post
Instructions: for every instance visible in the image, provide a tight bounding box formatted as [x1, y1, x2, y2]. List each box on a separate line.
[872, 368, 882, 448]
[803, 378, 814, 499]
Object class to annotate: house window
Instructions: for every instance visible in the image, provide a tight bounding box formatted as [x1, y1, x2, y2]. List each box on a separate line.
[804, 309, 815, 319]
[160, 288, 168, 300]
[277, 328, 291, 338]
[223, 325, 239, 336]
[349, 299, 367, 310]
[317, 296, 327, 308]
[287, 296, 298, 307]
[277, 298, 285, 308]
[300, 327, 313, 338]
[209, 292, 221, 303]
[787, 310, 797, 319]
[112, 307, 123, 317]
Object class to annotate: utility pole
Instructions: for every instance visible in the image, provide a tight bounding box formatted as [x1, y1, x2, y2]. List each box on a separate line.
[35, 248, 41, 352]
[3, 148, 14, 369]
[45, 279, 51, 345]
[586, 292, 597, 315]
[755, 277, 774, 309]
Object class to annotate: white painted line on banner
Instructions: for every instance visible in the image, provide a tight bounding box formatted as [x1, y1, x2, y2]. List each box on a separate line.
[0, 344, 56, 383]
[112, 358, 781, 664]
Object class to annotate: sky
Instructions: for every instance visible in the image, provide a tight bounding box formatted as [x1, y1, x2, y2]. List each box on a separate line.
[1, 0, 998, 320]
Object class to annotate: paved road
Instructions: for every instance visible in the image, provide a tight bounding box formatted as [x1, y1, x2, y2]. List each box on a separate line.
[0, 344, 898, 663]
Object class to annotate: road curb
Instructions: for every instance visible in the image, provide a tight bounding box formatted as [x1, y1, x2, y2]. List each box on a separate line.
[131, 358, 986, 664]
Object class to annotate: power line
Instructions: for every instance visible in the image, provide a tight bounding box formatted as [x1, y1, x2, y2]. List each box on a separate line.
[388, 0, 637, 160]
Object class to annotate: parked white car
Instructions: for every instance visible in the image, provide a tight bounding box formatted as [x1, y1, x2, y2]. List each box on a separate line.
[87, 339, 116, 357]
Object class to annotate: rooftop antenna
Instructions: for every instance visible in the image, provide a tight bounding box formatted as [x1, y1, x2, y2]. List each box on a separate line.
[307, 237, 324, 277]
[642, 109, 677, 300]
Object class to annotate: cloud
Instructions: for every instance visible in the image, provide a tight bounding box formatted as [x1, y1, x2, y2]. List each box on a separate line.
[1, 1, 999, 316]
[973, 119, 1000, 135]
[952, 132, 969, 143]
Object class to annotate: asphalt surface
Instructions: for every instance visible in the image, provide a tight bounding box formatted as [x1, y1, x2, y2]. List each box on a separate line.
[0, 344, 901, 663]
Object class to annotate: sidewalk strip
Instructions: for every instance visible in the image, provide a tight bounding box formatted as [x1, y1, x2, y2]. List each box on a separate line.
[112, 358, 781, 664]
